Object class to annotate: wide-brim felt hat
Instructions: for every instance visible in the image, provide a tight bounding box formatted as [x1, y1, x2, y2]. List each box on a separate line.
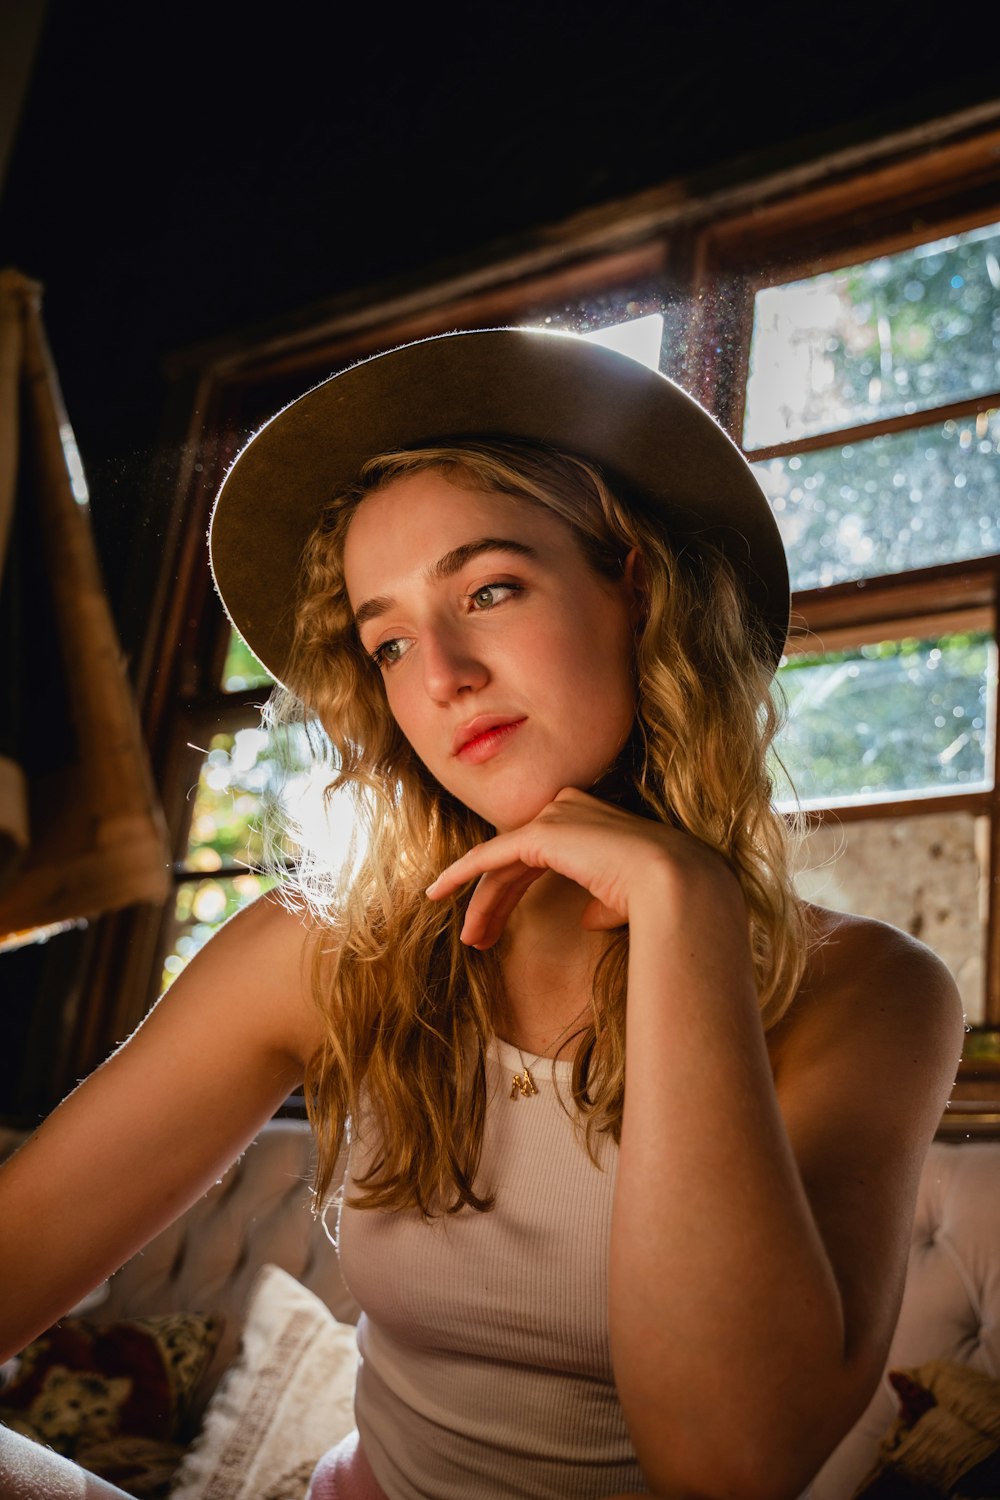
[209, 327, 789, 688]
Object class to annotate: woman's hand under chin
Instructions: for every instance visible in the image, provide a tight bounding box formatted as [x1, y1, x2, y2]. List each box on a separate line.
[424, 786, 745, 950]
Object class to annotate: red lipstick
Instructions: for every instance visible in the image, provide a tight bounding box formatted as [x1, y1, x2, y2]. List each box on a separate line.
[453, 716, 526, 763]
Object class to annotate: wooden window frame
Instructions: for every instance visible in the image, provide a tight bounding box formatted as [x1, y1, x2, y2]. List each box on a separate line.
[686, 129, 1000, 1133]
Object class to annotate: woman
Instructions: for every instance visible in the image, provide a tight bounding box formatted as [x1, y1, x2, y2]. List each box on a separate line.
[0, 329, 963, 1500]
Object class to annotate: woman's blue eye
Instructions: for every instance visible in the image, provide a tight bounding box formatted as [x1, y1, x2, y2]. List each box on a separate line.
[370, 639, 405, 670]
[369, 584, 521, 669]
[470, 582, 521, 610]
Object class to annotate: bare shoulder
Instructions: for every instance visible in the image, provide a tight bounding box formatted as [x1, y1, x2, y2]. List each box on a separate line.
[770, 904, 965, 1084]
[806, 901, 961, 985]
[176, 888, 329, 1066]
[773, 900, 965, 1158]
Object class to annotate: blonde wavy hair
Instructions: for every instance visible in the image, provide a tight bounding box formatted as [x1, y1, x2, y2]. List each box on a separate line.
[265, 439, 808, 1217]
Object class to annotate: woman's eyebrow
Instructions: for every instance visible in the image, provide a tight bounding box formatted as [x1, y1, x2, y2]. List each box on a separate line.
[353, 538, 539, 629]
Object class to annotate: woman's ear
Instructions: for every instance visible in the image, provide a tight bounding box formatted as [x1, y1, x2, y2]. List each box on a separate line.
[622, 547, 648, 627]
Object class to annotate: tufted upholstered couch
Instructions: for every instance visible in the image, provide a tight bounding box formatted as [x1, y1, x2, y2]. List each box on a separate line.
[813, 1134, 1000, 1497]
[0, 1119, 360, 1434]
[2, 1119, 998, 1497]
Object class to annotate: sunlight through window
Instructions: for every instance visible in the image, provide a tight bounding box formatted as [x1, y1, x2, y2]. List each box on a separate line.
[582, 313, 663, 371]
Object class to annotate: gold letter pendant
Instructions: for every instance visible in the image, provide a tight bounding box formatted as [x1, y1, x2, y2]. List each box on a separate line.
[510, 1067, 538, 1099]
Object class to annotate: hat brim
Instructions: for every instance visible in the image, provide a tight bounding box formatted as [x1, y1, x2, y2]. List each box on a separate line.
[209, 327, 789, 688]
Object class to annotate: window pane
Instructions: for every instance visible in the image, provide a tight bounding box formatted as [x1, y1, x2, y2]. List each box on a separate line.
[582, 313, 663, 371]
[160, 873, 279, 991]
[184, 728, 282, 872]
[773, 632, 993, 806]
[184, 724, 367, 877]
[745, 220, 1000, 448]
[793, 810, 987, 1022]
[754, 408, 1000, 590]
[222, 627, 272, 691]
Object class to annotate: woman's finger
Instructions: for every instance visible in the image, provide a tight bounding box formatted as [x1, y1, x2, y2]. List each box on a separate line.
[423, 787, 657, 931]
[461, 866, 546, 948]
[425, 836, 540, 901]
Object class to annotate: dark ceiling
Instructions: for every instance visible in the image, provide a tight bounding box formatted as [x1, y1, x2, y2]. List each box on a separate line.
[0, 0, 996, 610]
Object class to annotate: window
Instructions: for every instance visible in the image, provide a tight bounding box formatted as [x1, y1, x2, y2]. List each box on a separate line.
[739, 224, 1000, 1035]
[744, 223, 1000, 819]
[688, 134, 1000, 1127]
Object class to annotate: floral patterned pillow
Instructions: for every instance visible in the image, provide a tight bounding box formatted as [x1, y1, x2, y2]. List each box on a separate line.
[0, 1311, 222, 1497]
[852, 1361, 1000, 1499]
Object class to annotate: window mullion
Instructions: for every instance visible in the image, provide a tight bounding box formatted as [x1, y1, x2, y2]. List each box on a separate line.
[746, 390, 1000, 464]
[985, 613, 1000, 1026]
[791, 788, 993, 825]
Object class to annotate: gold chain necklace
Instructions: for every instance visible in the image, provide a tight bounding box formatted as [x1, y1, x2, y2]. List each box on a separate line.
[508, 1006, 590, 1100]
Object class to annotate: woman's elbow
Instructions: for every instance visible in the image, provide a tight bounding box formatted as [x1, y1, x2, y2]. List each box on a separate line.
[625, 1362, 882, 1500]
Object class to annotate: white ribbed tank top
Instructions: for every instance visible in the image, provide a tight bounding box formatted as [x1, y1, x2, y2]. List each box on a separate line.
[336, 1037, 649, 1499]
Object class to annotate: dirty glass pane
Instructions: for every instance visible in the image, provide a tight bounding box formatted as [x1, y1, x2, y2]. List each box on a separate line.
[745, 220, 1000, 448]
[183, 727, 289, 873]
[773, 631, 993, 806]
[792, 810, 987, 1022]
[221, 627, 272, 692]
[183, 724, 367, 878]
[582, 312, 663, 371]
[753, 407, 1000, 590]
[160, 873, 279, 992]
[168, 722, 367, 991]
[529, 290, 665, 344]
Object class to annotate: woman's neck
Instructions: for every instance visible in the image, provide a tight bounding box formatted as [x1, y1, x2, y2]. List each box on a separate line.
[495, 872, 610, 1055]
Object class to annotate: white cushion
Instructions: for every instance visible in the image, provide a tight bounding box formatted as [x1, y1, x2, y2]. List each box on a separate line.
[168, 1263, 359, 1500]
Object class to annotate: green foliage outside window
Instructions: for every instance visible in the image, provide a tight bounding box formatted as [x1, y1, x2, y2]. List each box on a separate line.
[773, 632, 992, 806]
[221, 629, 272, 692]
[745, 220, 1000, 447]
[754, 409, 1000, 591]
[161, 722, 355, 992]
[184, 728, 282, 873]
[161, 873, 279, 991]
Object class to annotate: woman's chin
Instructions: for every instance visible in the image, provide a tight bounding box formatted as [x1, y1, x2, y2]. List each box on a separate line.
[465, 778, 606, 833]
[443, 778, 559, 832]
[439, 746, 635, 831]
[473, 797, 553, 834]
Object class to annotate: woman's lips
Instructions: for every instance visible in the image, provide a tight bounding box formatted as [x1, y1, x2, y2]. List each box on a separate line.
[455, 718, 527, 764]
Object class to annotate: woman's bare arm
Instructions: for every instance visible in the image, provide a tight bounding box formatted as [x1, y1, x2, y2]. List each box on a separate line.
[610, 884, 964, 1500]
[0, 893, 325, 1362]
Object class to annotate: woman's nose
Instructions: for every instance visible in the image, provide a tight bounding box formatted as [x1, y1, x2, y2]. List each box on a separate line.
[421, 625, 489, 701]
